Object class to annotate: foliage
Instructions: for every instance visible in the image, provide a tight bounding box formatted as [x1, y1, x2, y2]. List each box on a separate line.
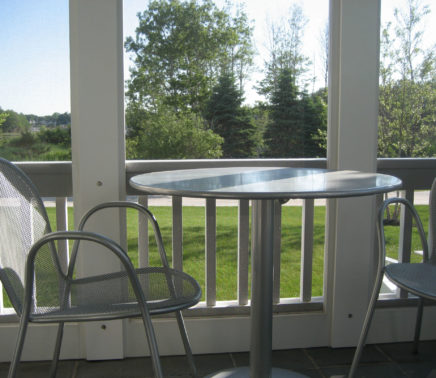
[249, 103, 269, 156]
[300, 92, 327, 157]
[378, 0, 436, 157]
[379, 79, 436, 157]
[204, 72, 257, 157]
[26, 112, 71, 127]
[0, 126, 71, 161]
[0, 109, 30, 133]
[258, 3, 311, 99]
[0, 110, 8, 129]
[263, 68, 301, 157]
[38, 126, 71, 148]
[126, 106, 223, 159]
[0, 131, 49, 160]
[263, 68, 326, 157]
[125, 0, 254, 115]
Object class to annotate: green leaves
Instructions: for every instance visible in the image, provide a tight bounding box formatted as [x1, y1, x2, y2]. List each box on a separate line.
[204, 72, 257, 158]
[126, 106, 223, 159]
[263, 68, 326, 158]
[378, 0, 436, 157]
[125, 0, 254, 115]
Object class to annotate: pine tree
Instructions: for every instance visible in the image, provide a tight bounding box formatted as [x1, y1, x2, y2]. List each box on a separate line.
[263, 68, 303, 157]
[204, 73, 257, 158]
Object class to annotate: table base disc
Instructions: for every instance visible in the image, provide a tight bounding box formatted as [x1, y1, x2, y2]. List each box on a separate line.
[204, 367, 308, 377]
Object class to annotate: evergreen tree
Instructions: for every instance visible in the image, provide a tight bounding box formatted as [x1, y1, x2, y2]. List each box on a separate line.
[204, 73, 257, 158]
[263, 68, 326, 158]
[263, 68, 303, 157]
[300, 93, 327, 157]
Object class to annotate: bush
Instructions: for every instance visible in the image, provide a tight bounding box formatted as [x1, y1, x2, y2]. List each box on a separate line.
[126, 108, 223, 159]
[37, 126, 71, 147]
[0, 130, 71, 161]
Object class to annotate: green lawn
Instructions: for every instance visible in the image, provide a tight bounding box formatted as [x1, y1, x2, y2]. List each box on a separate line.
[43, 204, 429, 302]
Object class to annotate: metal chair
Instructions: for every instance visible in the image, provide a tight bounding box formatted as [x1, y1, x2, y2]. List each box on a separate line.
[349, 179, 436, 377]
[0, 157, 201, 378]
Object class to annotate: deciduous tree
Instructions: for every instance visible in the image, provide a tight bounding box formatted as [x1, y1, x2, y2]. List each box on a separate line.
[125, 0, 253, 115]
[258, 3, 311, 99]
[126, 106, 223, 159]
[378, 0, 436, 157]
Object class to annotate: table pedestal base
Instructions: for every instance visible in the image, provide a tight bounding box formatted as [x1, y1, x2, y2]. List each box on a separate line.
[205, 367, 308, 377]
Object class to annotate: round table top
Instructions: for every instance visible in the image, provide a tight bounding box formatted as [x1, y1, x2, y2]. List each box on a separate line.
[129, 167, 402, 200]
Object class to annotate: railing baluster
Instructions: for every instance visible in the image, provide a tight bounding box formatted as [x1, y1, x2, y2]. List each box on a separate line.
[172, 196, 183, 271]
[56, 197, 69, 273]
[138, 195, 149, 268]
[206, 198, 216, 306]
[273, 201, 282, 304]
[300, 199, 314, 302]
[238, 200, 249, 305]
[0, 280, 3, 313]
[398, 189, 414, 298]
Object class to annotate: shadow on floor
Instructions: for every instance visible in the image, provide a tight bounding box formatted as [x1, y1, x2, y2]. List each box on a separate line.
[1, 341, 436, 377]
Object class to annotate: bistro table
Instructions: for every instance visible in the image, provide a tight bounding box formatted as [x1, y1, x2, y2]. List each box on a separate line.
[130, 167, 402, 378]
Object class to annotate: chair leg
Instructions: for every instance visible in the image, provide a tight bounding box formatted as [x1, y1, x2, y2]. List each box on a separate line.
[413, 298, 424, 354]
[139, 308, 164, 378]
[176, 310, 198, 378]
[348, 270, 385, 378]
[8, 317, 29, 378]
[49, 322, 65, 378]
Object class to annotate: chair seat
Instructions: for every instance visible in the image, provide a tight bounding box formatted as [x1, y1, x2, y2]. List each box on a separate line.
[385, 262, 436, 300]
[31, 267, 201, 322]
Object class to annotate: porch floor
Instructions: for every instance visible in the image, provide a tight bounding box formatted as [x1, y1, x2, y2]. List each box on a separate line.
[2, 340, 436, 377]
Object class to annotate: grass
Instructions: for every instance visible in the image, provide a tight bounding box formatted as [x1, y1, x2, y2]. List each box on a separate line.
[1, 204, 429, 309]
[43, 204, 429, 302]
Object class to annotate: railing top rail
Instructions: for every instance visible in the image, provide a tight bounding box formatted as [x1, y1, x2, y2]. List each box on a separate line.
[15, 160, 72, 197]
[377, 158, 436, 190]
[13, 158, 436, 196]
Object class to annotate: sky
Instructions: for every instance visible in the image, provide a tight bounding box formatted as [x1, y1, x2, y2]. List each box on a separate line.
[0, 0, 434, 116]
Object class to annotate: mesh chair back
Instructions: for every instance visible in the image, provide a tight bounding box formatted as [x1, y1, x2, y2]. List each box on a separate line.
[0, 158, 60, 315]
[429, 178, 436, 265]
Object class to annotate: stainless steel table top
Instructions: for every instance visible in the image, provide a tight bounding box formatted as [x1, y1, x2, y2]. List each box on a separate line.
[129, 167, 402, 199]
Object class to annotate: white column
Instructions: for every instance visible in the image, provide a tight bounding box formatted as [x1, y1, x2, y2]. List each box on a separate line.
[326, 0, 381, 346]
[69, 0, 126, 359]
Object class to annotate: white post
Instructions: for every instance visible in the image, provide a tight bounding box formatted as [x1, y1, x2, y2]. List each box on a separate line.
[69, 0, 126, 359]
[326, 0, 381, 347]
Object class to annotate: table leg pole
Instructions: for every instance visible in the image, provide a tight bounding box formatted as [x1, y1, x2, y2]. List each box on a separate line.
[250, 199, 275, 378]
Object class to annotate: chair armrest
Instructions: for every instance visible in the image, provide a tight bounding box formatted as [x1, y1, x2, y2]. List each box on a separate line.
[22, 230, 150, 319]
[77, 201, 170, 268]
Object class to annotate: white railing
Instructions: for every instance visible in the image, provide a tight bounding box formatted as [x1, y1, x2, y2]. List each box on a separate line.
[1, 158, 435, 319]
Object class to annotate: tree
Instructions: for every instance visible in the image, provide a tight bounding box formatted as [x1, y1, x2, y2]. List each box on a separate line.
[263, 68, 326, 158]
[126, 106, 223, 159]
[300, 92, 327, 157]
[318, 22, 329, 90]
[125, 0, 254, 115]
[1, 110, 29, 133]
[0, 109, 8, 129]
[263, 68, 303, 157]
[204, 73, 257, 158]
[258, 3, 311, 99]
[378, 0, 436, 157]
